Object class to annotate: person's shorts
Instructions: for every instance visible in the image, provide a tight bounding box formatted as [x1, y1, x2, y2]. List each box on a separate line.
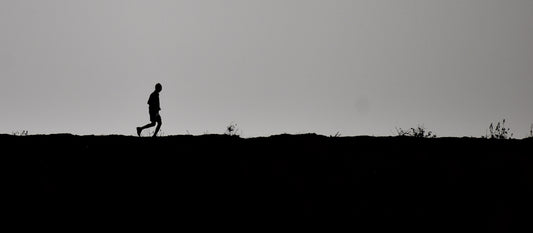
[149, 110, 161, 123]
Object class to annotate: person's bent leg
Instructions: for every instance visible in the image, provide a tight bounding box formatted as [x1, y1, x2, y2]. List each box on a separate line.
[137, 122, 156, 137]
[141, 122, 156, 130]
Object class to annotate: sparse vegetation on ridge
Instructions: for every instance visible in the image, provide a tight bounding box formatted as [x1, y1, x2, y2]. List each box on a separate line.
[11, 130, 28, 136]
[395, 125, 436, 138]
[225, 122, 241, 137]
[484, 119, 513, 139]
[10, 119, 533, 139]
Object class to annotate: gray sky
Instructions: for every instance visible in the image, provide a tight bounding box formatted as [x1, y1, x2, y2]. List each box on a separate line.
[1, 0, 532, 138]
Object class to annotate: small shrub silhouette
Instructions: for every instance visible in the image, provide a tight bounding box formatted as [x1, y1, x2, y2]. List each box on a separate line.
[395, 125, 436, 138]
[225, 122, 241, 137]
[484, 119, 513, 139]
[12, 130, 28, 136]
[528, 124, 533, 138]
[330, 131, 342, 137]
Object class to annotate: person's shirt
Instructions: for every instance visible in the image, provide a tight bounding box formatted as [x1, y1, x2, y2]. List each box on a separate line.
[148, 91, 160, 111]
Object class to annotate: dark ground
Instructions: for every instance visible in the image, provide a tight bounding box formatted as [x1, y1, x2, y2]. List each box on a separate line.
[3, 134, 533, 231]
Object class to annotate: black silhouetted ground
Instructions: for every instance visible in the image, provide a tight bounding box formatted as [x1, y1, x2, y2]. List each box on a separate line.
[3, 134, 533, 230]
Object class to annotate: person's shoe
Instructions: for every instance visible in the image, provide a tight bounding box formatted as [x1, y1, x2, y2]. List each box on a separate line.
[136, 127, 142, 137]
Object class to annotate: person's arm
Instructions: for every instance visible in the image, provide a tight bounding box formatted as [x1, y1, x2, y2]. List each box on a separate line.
[147, 93, 153, 105]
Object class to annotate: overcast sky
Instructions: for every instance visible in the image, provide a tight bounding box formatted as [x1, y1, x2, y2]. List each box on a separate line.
[1, 0, 532, 137]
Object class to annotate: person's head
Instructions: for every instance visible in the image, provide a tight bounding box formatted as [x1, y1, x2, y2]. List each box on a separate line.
[155, 83, 162, 93]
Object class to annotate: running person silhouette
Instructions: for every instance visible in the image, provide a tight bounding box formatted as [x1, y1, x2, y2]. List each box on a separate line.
[137, 83, 162, 137]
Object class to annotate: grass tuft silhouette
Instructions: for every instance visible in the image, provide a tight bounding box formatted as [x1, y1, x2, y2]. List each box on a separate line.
[484, 119, 513, 139]
[225, 122, 241, 137]
[395, 125, 436, 138]
[11, 130, 28, 136]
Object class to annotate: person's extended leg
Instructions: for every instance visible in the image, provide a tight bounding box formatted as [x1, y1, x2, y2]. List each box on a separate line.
[137, 122, 156, 136]
[152, 117, 162, 137]
[141, 122, 156, 129]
